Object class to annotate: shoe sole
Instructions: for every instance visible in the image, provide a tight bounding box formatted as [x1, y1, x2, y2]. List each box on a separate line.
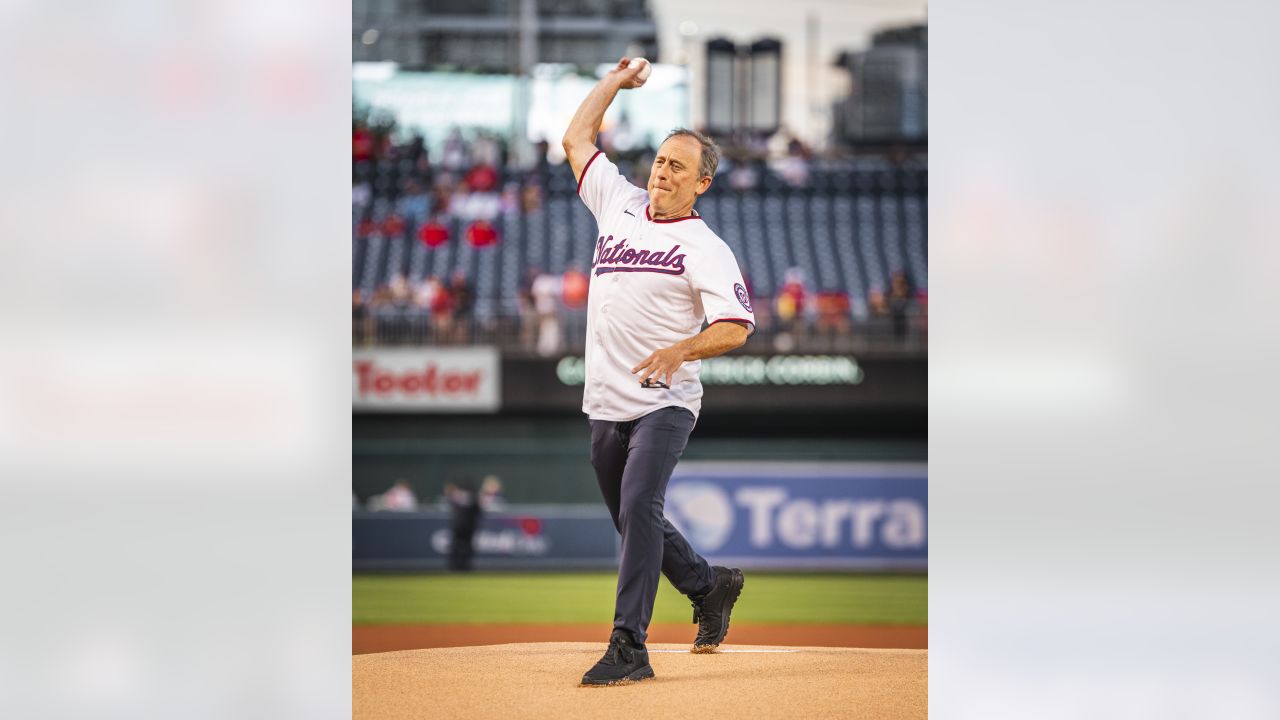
[691, 569, 744, 653]
[580, 665, 655, 687]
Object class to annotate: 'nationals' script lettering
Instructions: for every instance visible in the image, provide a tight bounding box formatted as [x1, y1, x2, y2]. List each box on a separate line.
[592, 235, 686, 276]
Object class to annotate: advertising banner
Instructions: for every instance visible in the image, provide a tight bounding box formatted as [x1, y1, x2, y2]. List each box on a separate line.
[353, 347, 500, 412]
[353, 505, 618, 570]
[501, 354, 926, 415]
[665, 463, 927, 570]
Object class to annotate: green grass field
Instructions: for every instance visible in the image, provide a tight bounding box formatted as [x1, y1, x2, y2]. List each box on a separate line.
[353, 573, 926, 625]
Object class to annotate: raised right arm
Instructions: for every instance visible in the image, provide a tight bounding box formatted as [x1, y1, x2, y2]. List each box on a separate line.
[562, 57, 648, 184]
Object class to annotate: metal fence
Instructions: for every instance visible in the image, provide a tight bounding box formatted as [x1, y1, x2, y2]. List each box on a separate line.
[352, 306, 926, 355]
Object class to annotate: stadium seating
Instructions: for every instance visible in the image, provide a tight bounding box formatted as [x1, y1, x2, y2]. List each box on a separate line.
[352, 158, 926, 337]
[355, 163, 926, 303]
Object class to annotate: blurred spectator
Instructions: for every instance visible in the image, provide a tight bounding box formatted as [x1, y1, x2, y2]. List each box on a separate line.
[868, 288, 891, 338]
[454, 190, 501, 222]
[353, 123, 374, 162]
[773, 268, 810, 352]
[381, 212, 406, 239]
[353, 289, 371, 346]
[532, 139, 551, 176]
[471, 131, 502, 168]
[418, 216, 450, 248]
[431, 174, 457, 216]
[444, 481, 482, 571]
[520, 181, 543, 213]
[531, 270, 563, 357]
[517, 267, 540, 352]
[729, 159, 760, 191]
[441, 127, 468, 171]
[561, 264, 589, 310]
[776, 268, 809, 326]
[388, 273, 411, 307]
[480, 475, 505, 511]
[744, 129, 771, 157]
[815, 290, 852, 345]
[465, 218, 499, 248]
[355, 213, 378, 239]
[404, 133, 426, 164]
[889, 271, 915, 340]
[412, 275, 434, 308]
[414, 148, 432, 179]
[369, 480, 418, 512]
[352, 181, 371, 210]
[450, 271, 474, 342]
[430, 276, 456, 339]
[464, 161, 499, 193]
[498, 181, 520, 215]
[398, 179, 430, 220]
[771, 136, 812, 188]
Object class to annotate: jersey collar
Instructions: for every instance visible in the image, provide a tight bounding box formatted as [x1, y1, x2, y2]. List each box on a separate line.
[645, 205, 702, 223]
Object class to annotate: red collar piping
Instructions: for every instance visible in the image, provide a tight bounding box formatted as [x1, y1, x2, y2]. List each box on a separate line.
[645, 205, 702, 223]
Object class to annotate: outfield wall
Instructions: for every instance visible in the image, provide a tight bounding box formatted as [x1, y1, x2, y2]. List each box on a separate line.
[353, 463, 927, 572]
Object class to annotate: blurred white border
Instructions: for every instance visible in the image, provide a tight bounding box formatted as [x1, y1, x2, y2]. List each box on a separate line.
[0, 0, 352, 716]
[931, 0, 1280, 717]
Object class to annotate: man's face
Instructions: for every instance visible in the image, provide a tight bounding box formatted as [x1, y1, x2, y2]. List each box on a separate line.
[647, 135, 712, 216]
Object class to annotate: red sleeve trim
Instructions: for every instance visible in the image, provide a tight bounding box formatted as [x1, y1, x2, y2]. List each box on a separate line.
[577, 150, 603, 196]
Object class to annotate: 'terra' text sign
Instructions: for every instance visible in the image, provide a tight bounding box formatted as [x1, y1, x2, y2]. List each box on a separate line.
[353, 347, 500, 412]
[665, 463, 927, 570]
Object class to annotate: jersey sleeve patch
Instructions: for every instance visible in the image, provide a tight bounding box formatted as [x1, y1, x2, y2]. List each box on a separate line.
[734, 283, 753, 312]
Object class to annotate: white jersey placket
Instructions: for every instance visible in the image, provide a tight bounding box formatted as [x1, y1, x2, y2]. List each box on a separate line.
[591, 209, 648, 414]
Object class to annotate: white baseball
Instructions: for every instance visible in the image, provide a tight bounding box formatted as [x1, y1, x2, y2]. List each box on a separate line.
[628, 57, 652, 82]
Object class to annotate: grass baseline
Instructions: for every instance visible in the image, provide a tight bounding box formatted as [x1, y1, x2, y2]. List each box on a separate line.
[353, 572, 926, 626]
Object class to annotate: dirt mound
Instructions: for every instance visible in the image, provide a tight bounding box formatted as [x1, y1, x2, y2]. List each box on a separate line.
[353, 623, 927, 654]
[353, 642, 927, 719]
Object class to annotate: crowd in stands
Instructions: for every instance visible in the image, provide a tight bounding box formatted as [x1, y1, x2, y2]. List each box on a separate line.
[353, 115, 927, 354]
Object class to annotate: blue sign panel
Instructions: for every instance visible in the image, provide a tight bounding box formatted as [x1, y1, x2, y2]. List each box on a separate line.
[665, 463, 927, 570]
[353, 506, 619, 571]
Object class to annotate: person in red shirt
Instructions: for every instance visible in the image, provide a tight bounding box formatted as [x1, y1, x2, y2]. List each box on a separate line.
[382, 213, 406, 239]
[561, 264, 589, 310]
[353, 124, 374, 162]
[430, 278, 456, 342]
[815, 290, 852, 349]
[464, 162, 499, 193]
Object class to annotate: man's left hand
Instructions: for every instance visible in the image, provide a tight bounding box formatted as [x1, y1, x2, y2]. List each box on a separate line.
[632, 346, 685, 387]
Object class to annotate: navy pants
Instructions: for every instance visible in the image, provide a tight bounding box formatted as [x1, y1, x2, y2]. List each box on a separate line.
[589, 406, 716, 644]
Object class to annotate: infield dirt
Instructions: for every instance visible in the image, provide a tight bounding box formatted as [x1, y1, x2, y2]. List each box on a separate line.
[353, 623, 926, 654]
[353, 642, 927, 719]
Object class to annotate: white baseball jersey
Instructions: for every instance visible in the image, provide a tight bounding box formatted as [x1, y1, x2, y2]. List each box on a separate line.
[576, 150, 755, 421]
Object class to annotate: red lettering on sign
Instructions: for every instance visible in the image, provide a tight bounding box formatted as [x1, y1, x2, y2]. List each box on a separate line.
[354, 360, 484, 398]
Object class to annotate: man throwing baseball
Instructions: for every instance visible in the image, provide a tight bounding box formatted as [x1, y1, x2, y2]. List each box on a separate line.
[563, 57, 754, 687]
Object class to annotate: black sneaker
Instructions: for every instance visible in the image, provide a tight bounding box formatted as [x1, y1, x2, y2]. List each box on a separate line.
[690, 566, 744, 653]
[580, 629, 655, 686]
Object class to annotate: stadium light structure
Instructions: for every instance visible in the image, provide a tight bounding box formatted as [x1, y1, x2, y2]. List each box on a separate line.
[704, 38, 737, 136]
[705, 37, 783, 139]
[747, 38, 782, 136]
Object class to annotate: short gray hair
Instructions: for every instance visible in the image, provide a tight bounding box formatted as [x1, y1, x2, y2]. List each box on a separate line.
[662, 128, 720, 179]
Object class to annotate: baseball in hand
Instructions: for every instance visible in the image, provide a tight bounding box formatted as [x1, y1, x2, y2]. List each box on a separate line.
[628, 57, 653, 82]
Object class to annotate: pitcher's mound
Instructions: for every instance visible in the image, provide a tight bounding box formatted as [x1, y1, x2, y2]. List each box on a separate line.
[354, 642, 926, 719]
